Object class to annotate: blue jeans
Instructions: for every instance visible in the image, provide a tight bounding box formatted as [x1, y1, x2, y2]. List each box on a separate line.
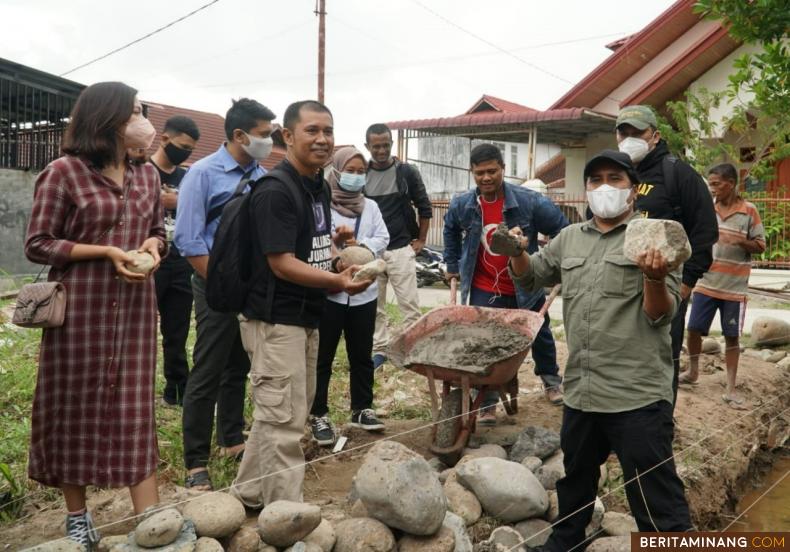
[469, 287, 562, 408]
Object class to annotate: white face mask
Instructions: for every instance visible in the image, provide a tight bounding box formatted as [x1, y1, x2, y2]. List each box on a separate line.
[241, 132, 273, 161]
[587, 184, 633, 219]
[618, 136, 650, 164]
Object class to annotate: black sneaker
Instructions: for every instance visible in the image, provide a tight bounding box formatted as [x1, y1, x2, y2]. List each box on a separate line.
[310, 416, 335, 446]
[350, 409, 385, 431]
[66, 511, 100, 551]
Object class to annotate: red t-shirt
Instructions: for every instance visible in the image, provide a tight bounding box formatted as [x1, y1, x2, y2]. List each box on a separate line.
[472, 196, 516, 296]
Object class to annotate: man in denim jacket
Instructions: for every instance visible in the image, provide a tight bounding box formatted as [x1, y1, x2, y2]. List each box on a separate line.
[444, 143, 569, 420]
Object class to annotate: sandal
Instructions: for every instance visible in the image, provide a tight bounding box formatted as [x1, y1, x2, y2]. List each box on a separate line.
[721, 395, 748, 410]
[678, 373, 699, 385]
[185, 470, 213, 491]
[222, 445, 245, 462]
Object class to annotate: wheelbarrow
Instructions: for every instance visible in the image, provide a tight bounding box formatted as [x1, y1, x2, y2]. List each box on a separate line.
[388, 280, 560, 465]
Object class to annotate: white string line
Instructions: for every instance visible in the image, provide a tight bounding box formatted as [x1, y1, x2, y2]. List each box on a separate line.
[29, 386, 789, 550]
[721, 469, 790, 531]
[504, 403, 790, 552]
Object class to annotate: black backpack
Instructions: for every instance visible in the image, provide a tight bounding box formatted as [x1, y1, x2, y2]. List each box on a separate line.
[206, 169, 259, 312]
[206, 166, 328, 313]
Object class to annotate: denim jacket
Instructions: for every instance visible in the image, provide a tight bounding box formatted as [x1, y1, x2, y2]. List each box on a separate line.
[443, 181, 569, 308]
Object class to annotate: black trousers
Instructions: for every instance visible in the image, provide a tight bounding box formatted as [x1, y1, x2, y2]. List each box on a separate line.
[311, 298, 377, 417]
[670, 298, 689, 408]
[154, 254, 194, 405]
[544, 401, 692, 552]
[182, 275, 249, 470]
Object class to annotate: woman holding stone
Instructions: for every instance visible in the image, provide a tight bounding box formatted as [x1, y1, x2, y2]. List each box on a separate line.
[24, 81, 166, 550]
[310, 146, 389, 446]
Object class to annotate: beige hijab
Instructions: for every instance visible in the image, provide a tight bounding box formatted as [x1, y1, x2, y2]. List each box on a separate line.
[325, 146, 366, 217]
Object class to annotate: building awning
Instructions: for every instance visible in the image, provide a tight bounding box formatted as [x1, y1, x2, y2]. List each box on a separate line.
[387, 108, 616, 146]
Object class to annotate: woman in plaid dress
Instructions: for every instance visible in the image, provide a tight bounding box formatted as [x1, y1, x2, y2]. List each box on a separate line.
[24, 82, 167, 549]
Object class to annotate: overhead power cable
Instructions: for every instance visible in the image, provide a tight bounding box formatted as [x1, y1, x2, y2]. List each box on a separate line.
[59, 0, 221, 77]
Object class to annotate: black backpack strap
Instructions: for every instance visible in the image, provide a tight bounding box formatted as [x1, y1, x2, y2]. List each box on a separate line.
[662, 155, 683, 221]
[206, 168, 255, 226]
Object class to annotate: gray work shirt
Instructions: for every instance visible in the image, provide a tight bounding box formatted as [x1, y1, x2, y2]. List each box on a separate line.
[510, 212, 680, 413]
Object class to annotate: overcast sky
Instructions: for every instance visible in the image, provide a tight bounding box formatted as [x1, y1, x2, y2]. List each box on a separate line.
[5, 0, 675, 149]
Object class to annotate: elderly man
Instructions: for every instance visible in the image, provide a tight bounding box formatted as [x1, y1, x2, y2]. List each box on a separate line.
[499, 150, 693, 551]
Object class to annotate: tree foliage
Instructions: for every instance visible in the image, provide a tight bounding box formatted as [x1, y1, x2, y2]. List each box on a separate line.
[661, 1, 789, 184]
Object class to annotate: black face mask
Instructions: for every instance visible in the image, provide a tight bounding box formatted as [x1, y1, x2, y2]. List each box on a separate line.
[164, 142, 192, 165]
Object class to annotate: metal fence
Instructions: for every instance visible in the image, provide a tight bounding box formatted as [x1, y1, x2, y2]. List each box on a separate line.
[426, 191, 790, 268]
[0, 68, 81, 171]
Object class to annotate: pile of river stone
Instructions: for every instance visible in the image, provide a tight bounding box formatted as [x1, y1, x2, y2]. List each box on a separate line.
[88, 425, 638, 552]
[695, 317, 790, 371]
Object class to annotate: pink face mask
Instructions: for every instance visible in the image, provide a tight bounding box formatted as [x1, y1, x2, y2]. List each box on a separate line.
[124, 115, 156, 150]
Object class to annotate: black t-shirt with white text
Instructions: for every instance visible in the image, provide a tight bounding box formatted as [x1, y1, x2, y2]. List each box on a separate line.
[243, 160, 332, 328]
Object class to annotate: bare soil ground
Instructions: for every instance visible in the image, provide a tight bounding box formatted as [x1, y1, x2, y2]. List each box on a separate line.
[2, 342, 788, 549]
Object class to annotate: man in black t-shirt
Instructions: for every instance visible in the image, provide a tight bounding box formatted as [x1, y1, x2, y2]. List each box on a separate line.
[231, 101, 373, 508]
[150, 115, 200, 406]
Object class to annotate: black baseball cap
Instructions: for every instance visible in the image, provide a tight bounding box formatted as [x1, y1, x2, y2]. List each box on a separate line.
[584, 150, 640, 184]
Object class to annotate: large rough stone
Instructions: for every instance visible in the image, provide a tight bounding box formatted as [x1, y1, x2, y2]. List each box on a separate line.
[461, 444, 508, 460]
[429, 458, 449, 472]
[443, 512, 473, 552]
[284, 543, 323, 552]
[398, 526, 455, 552]
[778, 356, 790, 371]
[486, 526, 526, 552]
[601, 512, 638, 536]
[444, 470, 483, 525]
[455, 458, 548, 522]
[349, 499, 369, 518]
[623, 218, 691, 271]
[134, 508, 185, 548]
[99, 535, 130, 552]
[125, 250, 156, 275]
[520, 456, 543, 473]
[586, 536, 631, 552]
[701, 338, 722, 355]
[354, 440, 447, 535]
[124, 519, 198, 552]
[27, 542, 86, 552]
[534, 452, 565, 490]
[515, 518, 553, 548]
[339, 246, 375, 267]
[352, 259, 386, 282]
[544, 491, 559, 522]
[194, 537, 224, 552]
[181, 492, 246, 538]
[751, 317, 790, 347]
[766, 350, 788, 363]
[508, 427, 560, 462]
[585, 497, 606, 537]
[257, 501, 322, 548]
[227, 526, 262, 552]
[303, 518, 336, 552]
[334, 518, 396, 552]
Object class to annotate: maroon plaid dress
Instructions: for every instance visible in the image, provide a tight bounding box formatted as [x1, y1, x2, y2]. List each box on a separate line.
[24, 155, 167, 488]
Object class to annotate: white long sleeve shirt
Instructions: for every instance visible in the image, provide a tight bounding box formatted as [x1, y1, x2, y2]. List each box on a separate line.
[328, 198, 390, 306]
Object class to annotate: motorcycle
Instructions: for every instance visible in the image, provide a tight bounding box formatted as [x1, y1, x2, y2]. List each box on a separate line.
[415, 246, 449, 288]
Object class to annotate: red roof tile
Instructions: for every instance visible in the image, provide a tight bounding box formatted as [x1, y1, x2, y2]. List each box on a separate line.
[143, 100, 226, 166]
[536, 153, 566, 183]
[466, 94, 538, 115]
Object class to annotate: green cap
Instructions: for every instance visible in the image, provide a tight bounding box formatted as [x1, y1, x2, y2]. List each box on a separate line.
[616, 105, 657, 130]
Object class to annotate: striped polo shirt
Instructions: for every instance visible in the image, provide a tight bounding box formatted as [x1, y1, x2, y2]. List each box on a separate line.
[695, 198, 765, 301]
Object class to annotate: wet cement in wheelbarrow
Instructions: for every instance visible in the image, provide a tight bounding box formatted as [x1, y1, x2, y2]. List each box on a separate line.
[403, 322, 533, 374]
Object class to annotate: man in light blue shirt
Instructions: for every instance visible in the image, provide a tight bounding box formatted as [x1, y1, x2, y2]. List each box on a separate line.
[174, 98, 275, 491]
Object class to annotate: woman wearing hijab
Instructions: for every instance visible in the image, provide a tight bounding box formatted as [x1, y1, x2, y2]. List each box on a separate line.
[25, 82, 166, 549]
[310, 146, 389, 446]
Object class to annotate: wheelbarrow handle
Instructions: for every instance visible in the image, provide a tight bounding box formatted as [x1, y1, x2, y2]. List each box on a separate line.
[539, 284, 561, 316]
[450, 277, 458, 305]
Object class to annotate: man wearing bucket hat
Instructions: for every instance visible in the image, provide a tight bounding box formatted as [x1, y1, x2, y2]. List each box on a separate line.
[615, 105, 717, 408]
[502, 150, 693, 550]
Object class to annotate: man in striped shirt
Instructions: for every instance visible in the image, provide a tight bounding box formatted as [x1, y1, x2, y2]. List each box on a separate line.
[681, 163, 765, 409]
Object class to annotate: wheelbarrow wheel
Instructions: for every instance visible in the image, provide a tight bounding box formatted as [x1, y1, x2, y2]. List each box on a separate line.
[434, 388, 464, 466]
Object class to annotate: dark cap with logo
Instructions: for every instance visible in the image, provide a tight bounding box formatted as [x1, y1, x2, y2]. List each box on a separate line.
[584, 150, 640, 184]
[616, 105, 658, 130]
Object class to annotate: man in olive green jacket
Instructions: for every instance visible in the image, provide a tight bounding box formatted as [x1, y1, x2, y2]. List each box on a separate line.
[497, 150, 692, 550]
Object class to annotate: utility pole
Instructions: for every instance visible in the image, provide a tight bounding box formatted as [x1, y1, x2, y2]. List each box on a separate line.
[316, 0, 326, 103]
